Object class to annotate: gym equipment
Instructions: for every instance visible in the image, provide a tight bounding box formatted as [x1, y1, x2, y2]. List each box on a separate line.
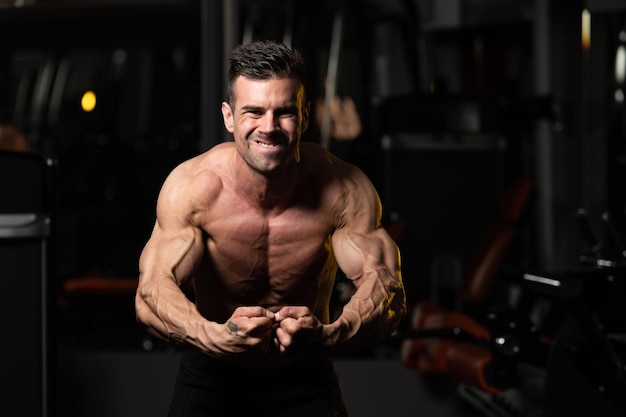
[400, 177, 536, 390]
[0, 149, 57, 417]
[522, 208, 626, 416]
[399, 177, 554, 416]
[523, 265, 626, 416]
[401, 204, 626, 416]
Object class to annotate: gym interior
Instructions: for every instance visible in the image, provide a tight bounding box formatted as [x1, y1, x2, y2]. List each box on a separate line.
[1, 0, 626, 416]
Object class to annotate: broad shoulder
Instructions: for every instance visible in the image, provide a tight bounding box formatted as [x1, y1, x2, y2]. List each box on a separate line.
[299, 142, 382, 229]
[168, 142, 233, 182]
[158, 142, 235, 211]
[299, 141, 373, 192]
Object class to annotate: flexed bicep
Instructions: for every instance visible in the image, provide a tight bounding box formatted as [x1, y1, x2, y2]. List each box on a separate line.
[332, 227, 400, 285]
[139, 162, 211, 287]
[135, 159, 217, 349]
[136, 220, 205, 337]
[141, 220, 204, 286]
[325, 226, 405, 351]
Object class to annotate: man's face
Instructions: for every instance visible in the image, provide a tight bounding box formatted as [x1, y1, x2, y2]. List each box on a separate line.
[221, 76, 309, 174]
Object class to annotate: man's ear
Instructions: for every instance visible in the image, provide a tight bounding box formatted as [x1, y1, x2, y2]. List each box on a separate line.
[221, 102, 234, 133]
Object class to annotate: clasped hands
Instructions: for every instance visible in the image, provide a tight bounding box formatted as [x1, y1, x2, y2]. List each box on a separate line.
[222, 305, 324, 364]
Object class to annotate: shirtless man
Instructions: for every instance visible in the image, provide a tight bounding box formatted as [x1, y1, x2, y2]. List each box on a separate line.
[135, 40, 406, 417]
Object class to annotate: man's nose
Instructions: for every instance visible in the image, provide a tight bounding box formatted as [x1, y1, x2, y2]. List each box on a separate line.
[260, 113, 280, 133]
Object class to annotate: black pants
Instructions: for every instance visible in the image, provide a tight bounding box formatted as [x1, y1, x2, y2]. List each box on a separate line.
[167, 350, 348, 417]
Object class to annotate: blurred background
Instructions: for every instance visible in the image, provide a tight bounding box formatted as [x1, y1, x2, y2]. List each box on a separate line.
[2, 0, 626, 416]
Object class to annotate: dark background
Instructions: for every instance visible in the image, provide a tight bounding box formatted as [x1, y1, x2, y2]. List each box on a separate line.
[1, 0, 626, 416]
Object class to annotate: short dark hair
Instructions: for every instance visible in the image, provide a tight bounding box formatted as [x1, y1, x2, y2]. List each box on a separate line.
[227, 40, 306, 105]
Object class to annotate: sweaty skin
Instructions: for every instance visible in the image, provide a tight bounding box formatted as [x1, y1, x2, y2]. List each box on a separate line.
[135, 76, 405, 367]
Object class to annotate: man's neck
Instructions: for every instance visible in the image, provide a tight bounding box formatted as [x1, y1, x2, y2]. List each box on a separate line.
[233, 160, 300, 210]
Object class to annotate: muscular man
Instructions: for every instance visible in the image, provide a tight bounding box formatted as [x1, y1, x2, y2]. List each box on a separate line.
[135, 40, 406, 417]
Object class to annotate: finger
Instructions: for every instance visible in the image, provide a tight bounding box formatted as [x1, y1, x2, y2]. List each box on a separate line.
[243, 317, 276, 340]
[248, 316, 276, 331]
[233, 306, 276, 320]
[275, 306, 311, 321]
[227, 315, 274, 340]
[272, 336, 287, 354]
[278, 317, 301, 335]
[274, 327, 292, 349]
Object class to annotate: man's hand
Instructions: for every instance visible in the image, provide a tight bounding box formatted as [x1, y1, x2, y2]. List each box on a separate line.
[220, 306, 276, 363]
[217, 306, 327, 366]
[273, 306, 324, 360]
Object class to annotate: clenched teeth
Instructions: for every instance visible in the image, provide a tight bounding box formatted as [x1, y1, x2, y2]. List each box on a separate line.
[257, 141, 279, 147]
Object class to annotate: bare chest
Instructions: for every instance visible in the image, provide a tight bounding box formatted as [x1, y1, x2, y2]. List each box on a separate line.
[210, 205, 332, 269]
[199, 192, 337, 304]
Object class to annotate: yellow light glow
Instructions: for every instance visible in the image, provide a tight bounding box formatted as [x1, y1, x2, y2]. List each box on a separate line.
[582, 9, 591, 50]
[81, 90, 96, 112]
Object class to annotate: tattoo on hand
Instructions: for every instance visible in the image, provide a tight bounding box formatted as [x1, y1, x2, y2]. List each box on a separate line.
[226, 321, 239, 337]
